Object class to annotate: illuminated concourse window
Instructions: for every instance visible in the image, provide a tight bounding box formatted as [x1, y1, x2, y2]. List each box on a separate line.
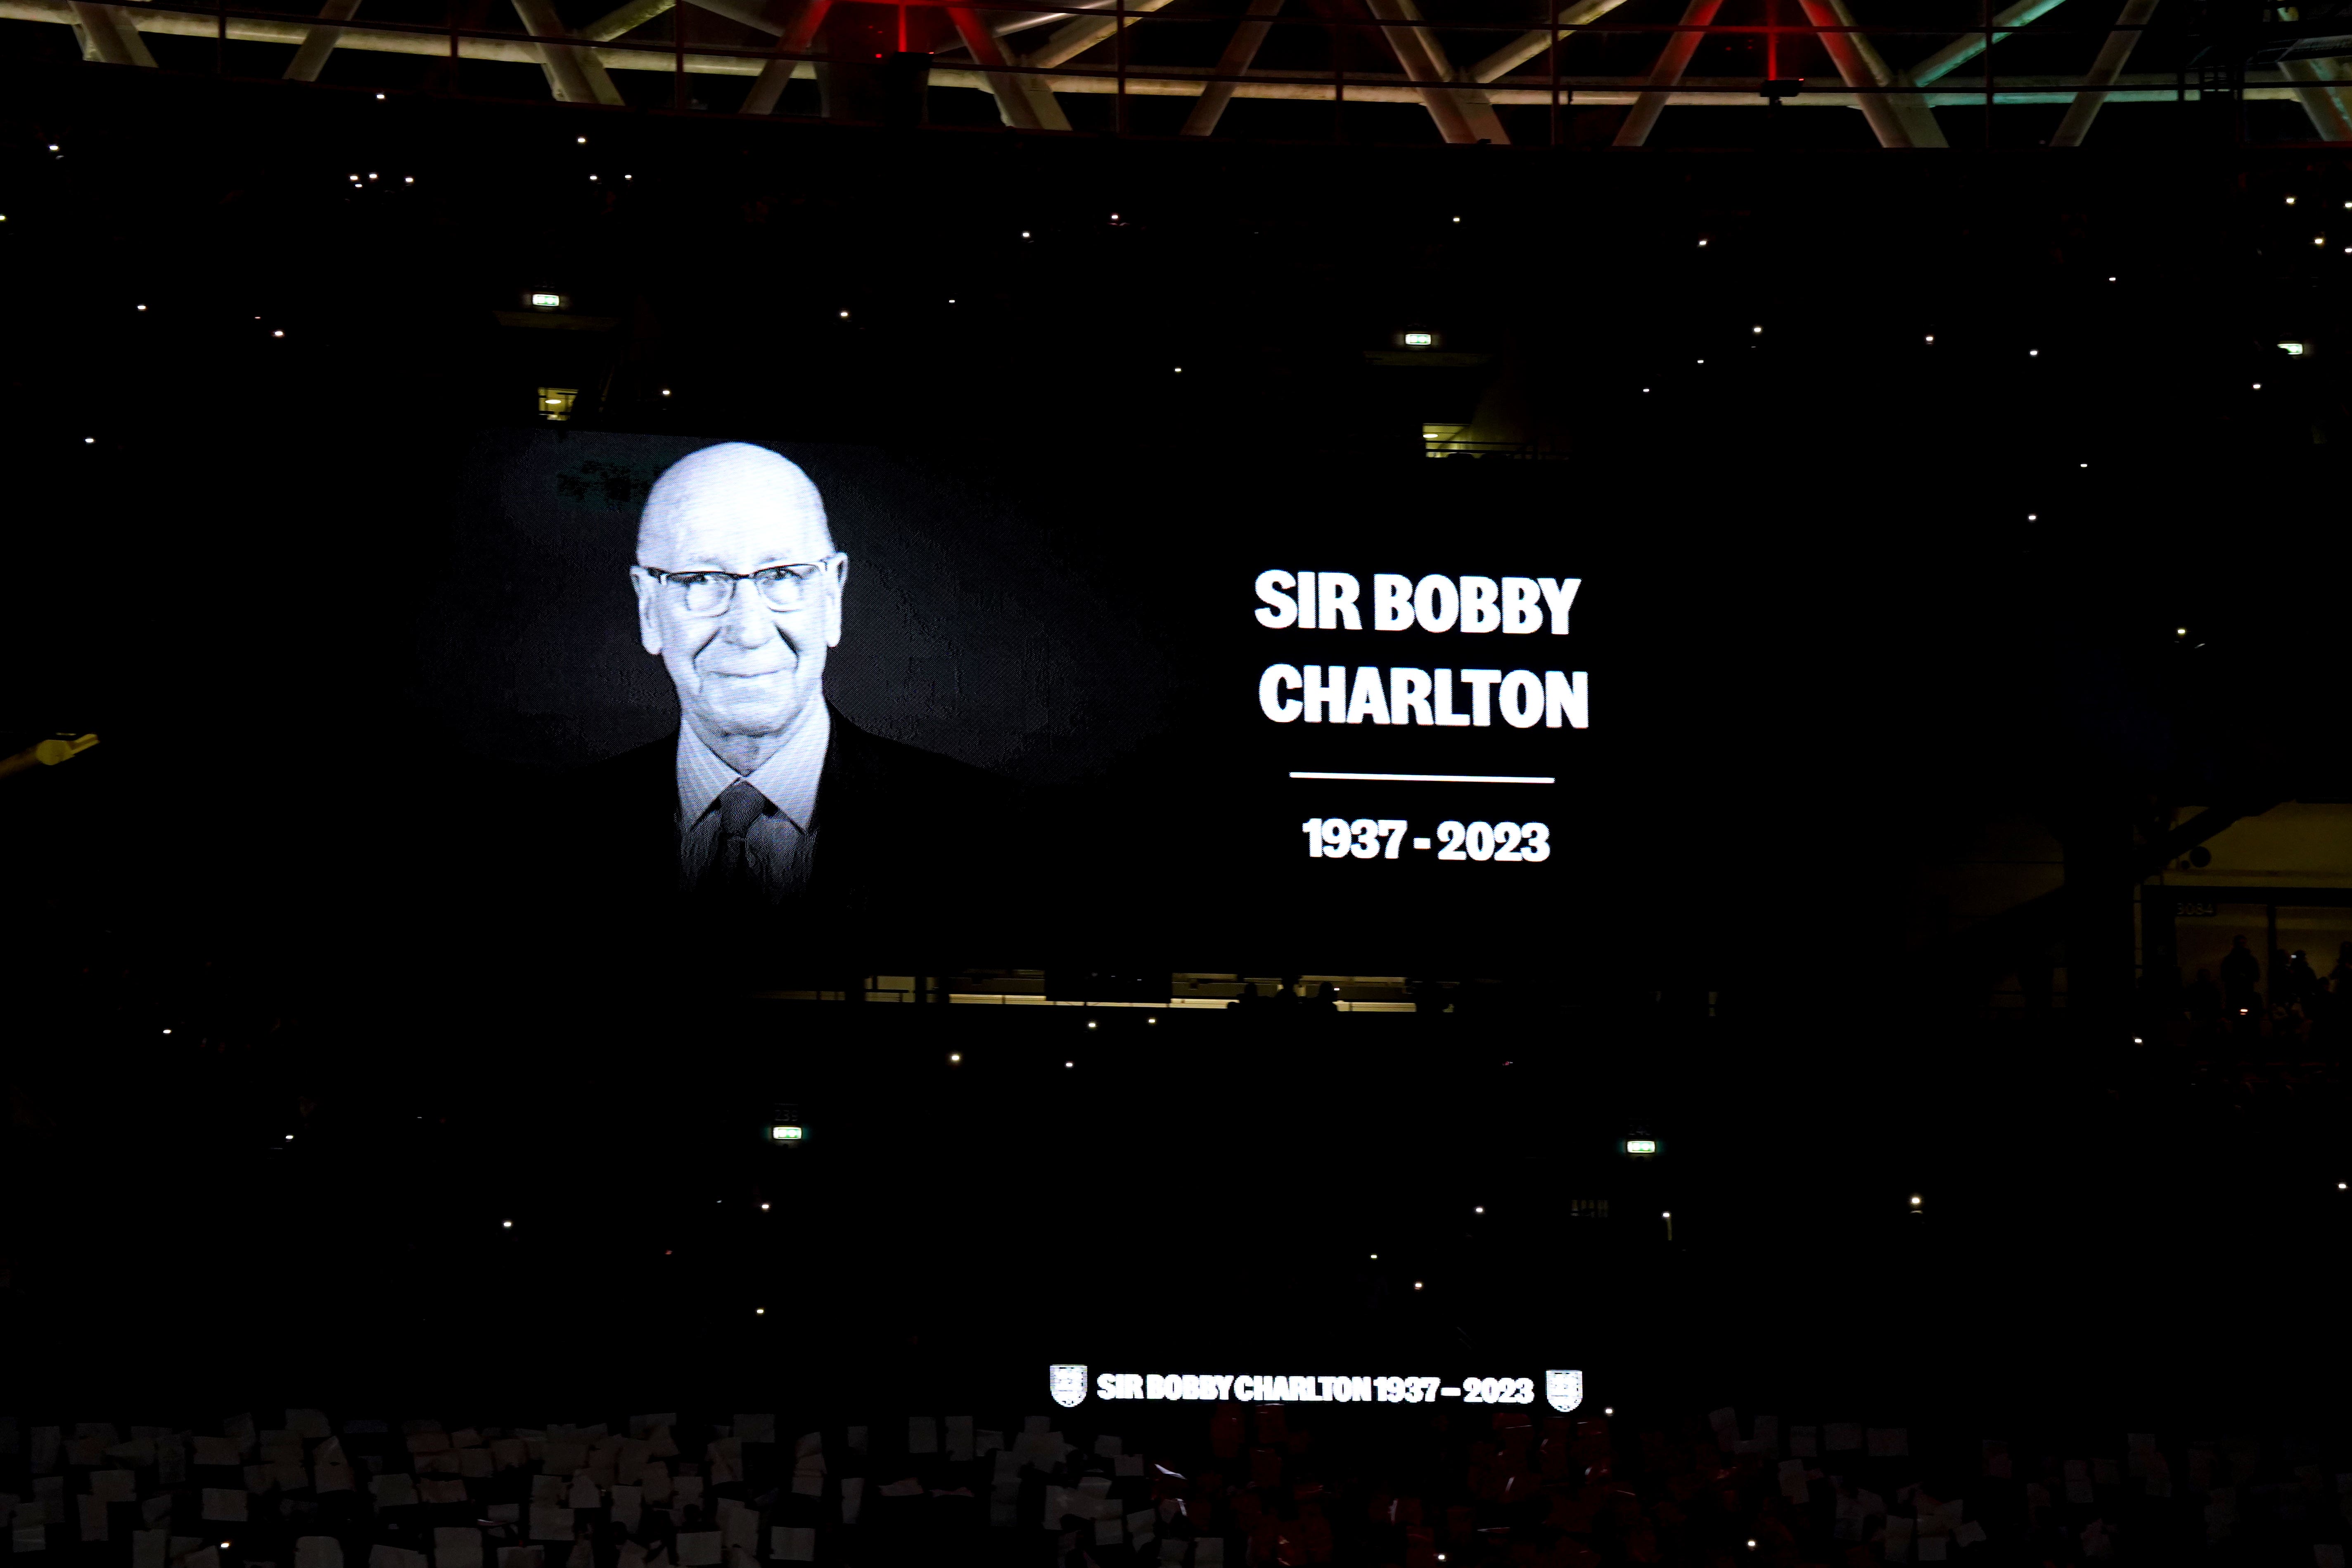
[537, 387, 579, 422]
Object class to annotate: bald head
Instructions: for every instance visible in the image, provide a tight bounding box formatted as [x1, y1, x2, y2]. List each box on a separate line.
[631, 443, 848, 774]
[637, 442, 833, 568]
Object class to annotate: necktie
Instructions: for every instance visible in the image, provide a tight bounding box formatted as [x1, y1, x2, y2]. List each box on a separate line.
[710, 779, 771, 902]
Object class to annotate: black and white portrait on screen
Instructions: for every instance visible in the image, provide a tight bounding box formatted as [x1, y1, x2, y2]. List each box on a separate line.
[577, 441, 1010, 925]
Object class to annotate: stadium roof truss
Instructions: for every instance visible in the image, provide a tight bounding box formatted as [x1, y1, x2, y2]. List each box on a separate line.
[15, 0, 2352, 144]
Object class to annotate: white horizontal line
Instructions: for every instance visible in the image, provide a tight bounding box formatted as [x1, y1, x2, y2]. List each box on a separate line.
[1288, 771, 1556, 784]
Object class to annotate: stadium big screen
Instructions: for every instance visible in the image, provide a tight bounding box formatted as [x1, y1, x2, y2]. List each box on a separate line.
[40, 425, 1684, 982]
[389, 429, 1626, 974]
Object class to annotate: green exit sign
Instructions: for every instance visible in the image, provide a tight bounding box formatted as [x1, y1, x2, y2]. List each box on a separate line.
[1620, 1137, 1660, 1156]
[769, 1124, 806, 1143]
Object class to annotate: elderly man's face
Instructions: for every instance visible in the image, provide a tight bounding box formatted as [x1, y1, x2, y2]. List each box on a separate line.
[632, 457, 846, 750]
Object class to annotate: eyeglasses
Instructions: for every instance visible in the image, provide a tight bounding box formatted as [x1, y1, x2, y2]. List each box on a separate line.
[638, 556, 837, 617]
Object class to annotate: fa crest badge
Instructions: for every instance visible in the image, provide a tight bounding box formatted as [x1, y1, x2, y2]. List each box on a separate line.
[1545, 1370, 1583, 1414]
[1049, 1364, 1089, 1409]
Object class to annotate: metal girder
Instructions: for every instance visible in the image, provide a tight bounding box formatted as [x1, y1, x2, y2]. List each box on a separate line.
[2274, 7, 2352, 140]
[1906, 0, 2071, 84]
[581, 0, 673, 39]
[69, 0, 154, 62]
[685, 0, 809, 32]
[997, 0, 1112, 39]
[1612, 0, 1721, 145]
[739, 0, 830, 112]
[111, 2, 154, 60]
[285, 0, 363, 79]
[929, 0, 1111, 56]
[511, 0, 627, 101]
[947, 2, 1074, 126]
[1003, 0, 1117, 38]
[677, 0, 826, 119]
[1181, 0, 1283, 134]
[1025, 0, 1176, 68]
[2281, 54, 2352, 140]
[1468, 0, 1629, 85]
[1360, 0, 1509, 142]
[1793, 0, 1947, 145]
[16, 0, 2347, 133]
[2050, 0, 2158, 144]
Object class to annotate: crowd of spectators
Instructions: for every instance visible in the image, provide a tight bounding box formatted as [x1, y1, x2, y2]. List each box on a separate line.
[2171, 937, 2352, 1051]
[7, 1400, 2347, 1568]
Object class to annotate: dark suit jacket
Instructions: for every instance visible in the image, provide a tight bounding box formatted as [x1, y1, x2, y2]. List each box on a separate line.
[559, 704, 1016, 954]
